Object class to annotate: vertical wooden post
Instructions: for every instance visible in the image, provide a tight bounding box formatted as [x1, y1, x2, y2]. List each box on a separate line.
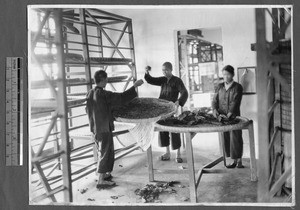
[248, 121, 258, 181]
[185, 132, 197, 203]
[127, 20, 137, 87]
[53, 9, 73, 202]
[147, 146, 154, 182]
[218, 132, 227, 166]
[183, 36, 191, 109]
[255, 8, 270, 202]
[79, 9, 92, 90]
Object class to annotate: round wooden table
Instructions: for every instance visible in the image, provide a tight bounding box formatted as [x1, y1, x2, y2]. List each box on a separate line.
[147, 117, 257, 203]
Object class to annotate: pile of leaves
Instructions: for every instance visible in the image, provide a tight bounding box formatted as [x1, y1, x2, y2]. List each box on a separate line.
[158, 107, 240, 126]
[134, 182, 178, 203]
[113, 97, 175, 119]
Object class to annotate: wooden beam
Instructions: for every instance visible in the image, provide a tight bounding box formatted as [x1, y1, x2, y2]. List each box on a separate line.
[79, 9, 92, 90]
[32, 11, 51, 48]
[269, 166, 292, 197]
[256, 8, 271, 202]
[85, 10, 125, 59]
[89, 8, 131, 22]
[268, 126, 280, 152]
[53, 9, 73, 202]
[185, 132, 197, 202]
[33, 162, 57, 202]
[35, 114, 58, 157]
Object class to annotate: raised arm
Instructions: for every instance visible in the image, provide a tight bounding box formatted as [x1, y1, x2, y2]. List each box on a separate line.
[106, 79, 143, 107]
[144, 66, 165, 86]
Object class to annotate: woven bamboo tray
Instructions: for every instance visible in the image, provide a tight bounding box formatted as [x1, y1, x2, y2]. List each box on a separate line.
[115, 98, 177, 123]
[155, 117, 252, 133]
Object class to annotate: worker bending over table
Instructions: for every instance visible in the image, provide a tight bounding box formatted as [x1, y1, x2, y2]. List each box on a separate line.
[144, 62, 188, 163]
[212, 65, 244, 168]
[86, 70, 144, 189]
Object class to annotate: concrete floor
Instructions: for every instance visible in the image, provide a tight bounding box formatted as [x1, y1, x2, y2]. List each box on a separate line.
[68, 132, 258, 205]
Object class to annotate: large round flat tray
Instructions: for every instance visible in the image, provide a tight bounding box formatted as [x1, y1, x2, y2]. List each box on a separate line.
[115, 98, 177, 123]
[155, 117, 252, 133]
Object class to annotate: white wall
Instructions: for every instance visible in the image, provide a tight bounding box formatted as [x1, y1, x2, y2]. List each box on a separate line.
[105, 7, 262, 158]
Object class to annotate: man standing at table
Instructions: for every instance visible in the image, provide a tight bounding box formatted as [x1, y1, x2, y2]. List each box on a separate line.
[144, 62, 188, 163]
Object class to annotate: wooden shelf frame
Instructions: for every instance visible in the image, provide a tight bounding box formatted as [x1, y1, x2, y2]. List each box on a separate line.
[29, 8, 138, 203]
[255, 7, 292, 202]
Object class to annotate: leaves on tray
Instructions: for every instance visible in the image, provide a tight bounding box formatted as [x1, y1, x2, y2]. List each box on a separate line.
[113, 97, 175, 119]
[158, 107, 240, 126]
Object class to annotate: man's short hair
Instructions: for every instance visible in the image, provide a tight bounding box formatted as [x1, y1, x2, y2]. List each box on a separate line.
[222, 65, 235, 76]
[94, 70, 107, 84]
[162, 62, 173, 70]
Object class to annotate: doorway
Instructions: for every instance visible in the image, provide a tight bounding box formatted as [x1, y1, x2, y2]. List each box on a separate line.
[175, 27, 223, 110]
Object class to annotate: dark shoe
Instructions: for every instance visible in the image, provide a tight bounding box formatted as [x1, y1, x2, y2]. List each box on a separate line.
[96, 181, 116, 190]
[226, 162, 237, 169]
[158, 154, 171, 161]
[104, 174, 113, 181]
[175, 157, 183, 163]
[236, 162, 245, 168]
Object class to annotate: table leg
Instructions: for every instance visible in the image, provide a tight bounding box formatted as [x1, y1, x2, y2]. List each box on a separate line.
[185, 132, 197, 203]
[147, 146, 154, 182]
[248, 122, 258, 181]
[218, 132, 227, 167]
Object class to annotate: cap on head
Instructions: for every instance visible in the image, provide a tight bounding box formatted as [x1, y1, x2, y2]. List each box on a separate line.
[94, 70, 107, 84]
[222, 65, 235, 76]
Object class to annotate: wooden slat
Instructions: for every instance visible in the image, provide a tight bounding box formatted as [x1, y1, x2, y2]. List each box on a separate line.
[35, 114, 58, 157]
[33, 162, 57, 202]
[269, 166, 292, 197]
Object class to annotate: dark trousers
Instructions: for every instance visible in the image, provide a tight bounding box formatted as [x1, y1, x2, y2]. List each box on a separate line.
[223, 130, 243, 159]
[159, 132, 181, 150]
[94, 132, 114, 174]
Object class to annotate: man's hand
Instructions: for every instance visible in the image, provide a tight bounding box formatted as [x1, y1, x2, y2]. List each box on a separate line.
[227, 112, 234, 119]
[174, 100, 180, 107]
[145, 66, 151, 74]
[213, 109, 219, 118]
[134, 79, 144, 88]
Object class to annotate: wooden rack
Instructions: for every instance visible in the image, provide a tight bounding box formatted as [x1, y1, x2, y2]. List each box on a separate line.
[29, 8, 137, 203]
[254, 8, 292, 202]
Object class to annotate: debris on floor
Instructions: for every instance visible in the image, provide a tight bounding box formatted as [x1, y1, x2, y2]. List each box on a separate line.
[134, 181, 178, 203]
[178, 165, 187, 170]
[78, 188, 88, 194]
[87, 198, 95, 201]
[110, 195, 124, 200]
[180, 197, 189, 202]
[119, 164, 123, 167]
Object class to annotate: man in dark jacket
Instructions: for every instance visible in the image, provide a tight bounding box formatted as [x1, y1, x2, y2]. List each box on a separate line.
[86, 70, 143, 188]
[212, 65, 244, 168]
[144, 62, 188, 163]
